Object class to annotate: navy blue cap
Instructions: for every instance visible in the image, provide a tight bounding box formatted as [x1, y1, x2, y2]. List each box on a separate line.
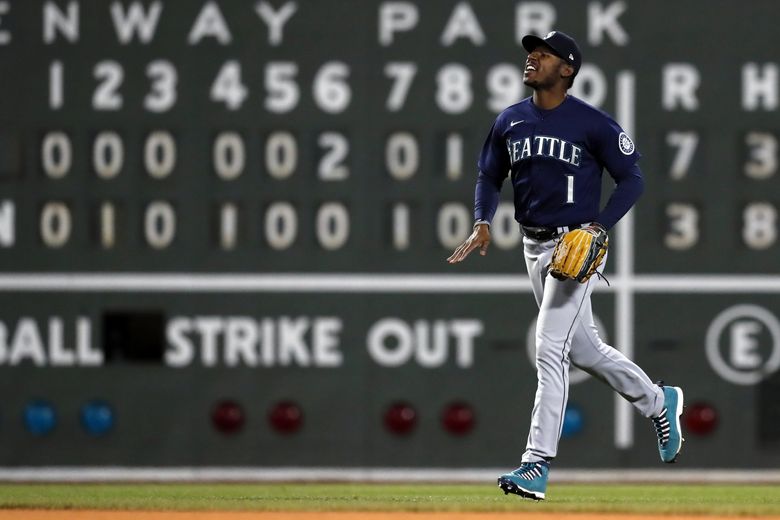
[522, 31, 582, 77]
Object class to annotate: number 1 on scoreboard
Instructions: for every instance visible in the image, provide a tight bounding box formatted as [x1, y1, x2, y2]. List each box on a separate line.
[49, 61, 63, 109]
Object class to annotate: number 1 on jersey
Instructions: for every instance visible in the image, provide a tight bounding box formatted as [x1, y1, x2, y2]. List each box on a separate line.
[566, 175, 575, 204]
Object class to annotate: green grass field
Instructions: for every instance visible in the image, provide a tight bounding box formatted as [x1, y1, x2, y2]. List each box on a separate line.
[1, 483, 780, 516]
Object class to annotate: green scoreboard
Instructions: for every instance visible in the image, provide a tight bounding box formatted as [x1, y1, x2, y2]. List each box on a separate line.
[1, 0, 780, 470]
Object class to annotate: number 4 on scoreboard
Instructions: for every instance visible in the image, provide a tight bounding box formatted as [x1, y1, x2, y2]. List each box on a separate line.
[211, 61, 249, 110]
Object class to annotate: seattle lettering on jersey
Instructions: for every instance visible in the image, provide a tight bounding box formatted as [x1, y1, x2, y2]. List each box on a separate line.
[507, 135, 582, 167]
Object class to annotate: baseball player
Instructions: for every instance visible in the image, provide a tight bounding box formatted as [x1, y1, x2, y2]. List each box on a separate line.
[447, 31, 684, 500]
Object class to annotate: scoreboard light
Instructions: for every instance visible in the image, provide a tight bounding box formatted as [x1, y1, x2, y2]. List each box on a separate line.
[79, 399, 115, 436]
[383, 402, 417, 435]
[683, 401, 719, 436]
[210, 399, 245, 435]
[441, 401, 475, 435]
[561, 402, 584, 438]
[23, 399, 57, 436]
[268, 401, 303, 434]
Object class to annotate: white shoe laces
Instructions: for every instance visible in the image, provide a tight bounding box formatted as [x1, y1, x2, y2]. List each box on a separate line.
[652, 408, 671, 446]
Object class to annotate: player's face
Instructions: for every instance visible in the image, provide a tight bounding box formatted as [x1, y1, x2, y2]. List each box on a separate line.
[523, 45, 570, 90]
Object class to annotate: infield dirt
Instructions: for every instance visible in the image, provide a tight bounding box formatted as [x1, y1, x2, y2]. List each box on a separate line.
[3, 512, 780, 520]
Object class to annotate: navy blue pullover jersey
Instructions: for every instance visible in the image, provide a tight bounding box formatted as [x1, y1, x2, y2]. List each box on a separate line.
[475, 95, 643, 230]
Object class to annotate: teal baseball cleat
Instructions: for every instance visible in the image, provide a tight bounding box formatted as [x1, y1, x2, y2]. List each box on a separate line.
[497, 461, 550, 500]
[652, 385, 685, 463]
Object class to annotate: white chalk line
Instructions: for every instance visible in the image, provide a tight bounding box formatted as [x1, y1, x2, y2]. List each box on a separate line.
[0, 466, 778, 483]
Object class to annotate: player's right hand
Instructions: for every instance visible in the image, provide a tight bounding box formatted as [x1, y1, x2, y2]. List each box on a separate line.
[446, 224, 491, 263]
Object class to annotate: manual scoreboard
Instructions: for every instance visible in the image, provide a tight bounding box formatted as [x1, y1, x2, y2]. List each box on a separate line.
[1, 1, 780, 469]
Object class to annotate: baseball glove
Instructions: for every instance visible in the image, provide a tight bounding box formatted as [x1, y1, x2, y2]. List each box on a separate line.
[549, 224, 608, 283]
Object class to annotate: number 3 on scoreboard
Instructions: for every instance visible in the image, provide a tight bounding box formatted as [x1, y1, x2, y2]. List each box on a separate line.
[565, 174, 575, 204]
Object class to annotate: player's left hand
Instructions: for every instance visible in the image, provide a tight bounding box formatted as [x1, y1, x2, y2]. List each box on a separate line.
[447, 223, 491, 263]
[549, 222, 608, 282]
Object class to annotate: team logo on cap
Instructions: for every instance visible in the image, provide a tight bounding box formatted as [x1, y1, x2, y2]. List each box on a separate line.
[568, 53, 574, 61]
[545, 31, 556, 39]
[618, 132, 635, 155]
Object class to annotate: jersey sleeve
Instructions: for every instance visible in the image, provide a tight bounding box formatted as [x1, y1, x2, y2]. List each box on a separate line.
[590, 114, 642, 174]
[590, 114, 644, 230]
[595, 163, 644, 230]
[477, 116, 510, 182]
[474, 116, 510, 223]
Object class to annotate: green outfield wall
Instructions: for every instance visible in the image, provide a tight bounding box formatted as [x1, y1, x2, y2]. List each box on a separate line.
[0, 0, 779, 469]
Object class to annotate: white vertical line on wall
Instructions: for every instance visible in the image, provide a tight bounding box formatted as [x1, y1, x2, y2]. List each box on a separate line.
[615, 71, 636, 449]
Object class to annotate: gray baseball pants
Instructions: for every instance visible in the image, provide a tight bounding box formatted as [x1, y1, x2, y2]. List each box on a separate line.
[521, 236, 665, 463]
